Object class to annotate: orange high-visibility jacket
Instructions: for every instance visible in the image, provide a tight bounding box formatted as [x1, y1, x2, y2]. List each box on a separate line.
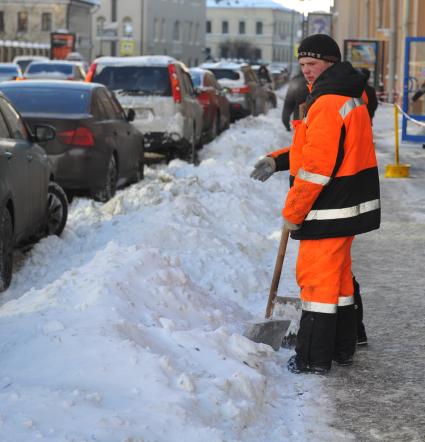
[269, 62, 380, 240]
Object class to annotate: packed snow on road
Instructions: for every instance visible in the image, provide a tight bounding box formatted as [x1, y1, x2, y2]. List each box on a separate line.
[1, 91, 420, 441]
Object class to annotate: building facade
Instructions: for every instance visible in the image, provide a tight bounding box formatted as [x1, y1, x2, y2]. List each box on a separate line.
[0, 0, 99, 62]
[332, 0, 425, 101]
[205, 0, 303, 66]
[92, 0, 206, 67]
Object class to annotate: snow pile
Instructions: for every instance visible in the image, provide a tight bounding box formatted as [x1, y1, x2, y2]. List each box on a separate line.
[0, 102, 347, 440]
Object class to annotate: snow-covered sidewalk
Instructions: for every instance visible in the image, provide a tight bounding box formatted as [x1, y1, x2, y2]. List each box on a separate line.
[1, 92, 422, 441]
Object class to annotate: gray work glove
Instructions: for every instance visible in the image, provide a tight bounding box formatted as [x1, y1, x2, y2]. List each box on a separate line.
[283, 218, 301, 231]
[250, 156, 276, 181]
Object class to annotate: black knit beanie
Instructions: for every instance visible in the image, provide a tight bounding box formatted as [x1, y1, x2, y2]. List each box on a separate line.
[298, 34, 341, 63]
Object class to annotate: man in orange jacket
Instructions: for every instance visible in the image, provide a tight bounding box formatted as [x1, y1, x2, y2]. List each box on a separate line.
[251, 34, 380, 374]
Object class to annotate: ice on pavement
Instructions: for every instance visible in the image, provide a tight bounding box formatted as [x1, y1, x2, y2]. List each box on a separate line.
[0, 89, 391, 441]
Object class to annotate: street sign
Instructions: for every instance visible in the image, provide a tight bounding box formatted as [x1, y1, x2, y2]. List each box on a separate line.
[50, 32, 75, 60]
[344, 39, 380, 89]
[120, 40, 135, 56]
[307, 13, 332, 36]
[97, 22, 118, 42]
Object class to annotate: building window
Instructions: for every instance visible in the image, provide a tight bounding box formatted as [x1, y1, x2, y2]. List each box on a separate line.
[153, 18, 159, 41]
[188, 22, 193, 43]
[256, 21, 263, 35]
[0, 11, 5, 32]
[96, 16, 105, 36]
[173, 20, 180, 41]
[123, 18, 133, 38]
[206, 20, 211, 33]
[161, 19, 166, 41]
[239, 21, 245, 34]
[41, 12, 52, 32]
[17, 11, 28, 32]
[222, 20, 228, 34]
[254, 48, 262, 61]
[194, 23, 199, 44]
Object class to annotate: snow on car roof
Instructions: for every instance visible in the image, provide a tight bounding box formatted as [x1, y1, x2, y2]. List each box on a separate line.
[206, 0, 292, 10]
[93, 55, 178, 67]
[200, 60, 247, 70]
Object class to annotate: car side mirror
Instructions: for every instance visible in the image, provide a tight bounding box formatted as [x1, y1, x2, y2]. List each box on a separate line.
[34, 125, 56, 143]
[126, 108, 135, 122]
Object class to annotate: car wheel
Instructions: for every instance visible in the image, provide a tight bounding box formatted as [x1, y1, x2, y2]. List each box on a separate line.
[188, 135, 199, 165]
[0, 208, 13, 292]
[182, 126, 199, 165]
[211, 113, 219, 139]
[135, 157, 144, 182]
[250, 99, 256, 116]
[46, 182, 68, 237]
[91, 155, 118, 202]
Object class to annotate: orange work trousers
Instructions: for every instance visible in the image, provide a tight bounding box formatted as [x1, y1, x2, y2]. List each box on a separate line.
[296, 236, 354, 311]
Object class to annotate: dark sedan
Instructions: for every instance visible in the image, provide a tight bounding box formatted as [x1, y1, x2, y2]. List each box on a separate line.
[0, 92, 68, 291]
[0, 81, 145, 202]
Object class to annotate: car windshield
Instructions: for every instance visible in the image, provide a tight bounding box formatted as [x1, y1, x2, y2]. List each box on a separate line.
[0, 87, 90, 114]
[93, 65, 171, 96]
[190, 71, 202, 87]
[26, 64, 73, 75]
[16, 60, 33, 72]
[208, 69, 240, 81]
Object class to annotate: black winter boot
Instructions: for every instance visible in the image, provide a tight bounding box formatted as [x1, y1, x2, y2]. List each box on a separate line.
[353, 276, 368, 346]
[333, 304, 357, 365]
[287, 310, 337, 374]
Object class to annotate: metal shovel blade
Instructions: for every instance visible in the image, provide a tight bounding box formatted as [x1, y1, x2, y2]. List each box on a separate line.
[244, 319, 291, 351]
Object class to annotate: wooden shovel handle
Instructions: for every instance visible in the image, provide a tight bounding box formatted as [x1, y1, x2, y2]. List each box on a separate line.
[265, 226, 290, 319]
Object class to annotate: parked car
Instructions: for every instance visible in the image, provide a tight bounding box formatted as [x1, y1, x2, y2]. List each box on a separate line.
[189, 67, 231, 141]
[0, 91, 68, 291]
[65, 51, 89, 73]
[252, 65, 278, 109]
[0, 80, 144, 202]
[86, 56, 203, 163]
[0, 63, 23, 82]
[267, 63, 289, 90]
[12, 55, 49, 74]
[200, 61, 268, 121]
[23, 61, 86, 81]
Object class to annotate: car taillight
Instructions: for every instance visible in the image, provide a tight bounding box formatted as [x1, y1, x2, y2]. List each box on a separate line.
[58, 127, 94, 147]
[198, 92, 209, 106]
[85, 63, 97, 82]
[231, 85, 251, 94]
[168, 64, 182, 103]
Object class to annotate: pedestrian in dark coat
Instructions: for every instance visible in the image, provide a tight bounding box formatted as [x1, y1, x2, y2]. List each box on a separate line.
[412, 81, 425, 102]
[281, 72, 308, 131]
[359, 68, 378, 122]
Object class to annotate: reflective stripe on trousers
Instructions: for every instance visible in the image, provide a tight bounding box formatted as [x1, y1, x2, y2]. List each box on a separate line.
[301, 295, 354, 314]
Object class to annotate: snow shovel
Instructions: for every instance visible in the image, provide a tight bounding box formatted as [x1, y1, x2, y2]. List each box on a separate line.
[244, 226, 291, 351]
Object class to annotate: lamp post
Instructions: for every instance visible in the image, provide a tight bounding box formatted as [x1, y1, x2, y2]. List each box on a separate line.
[111, 0, 117, 56]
